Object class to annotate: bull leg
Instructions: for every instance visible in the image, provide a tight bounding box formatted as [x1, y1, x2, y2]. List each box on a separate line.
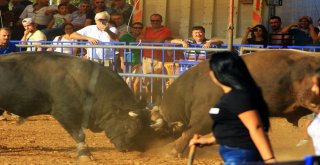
[51, 109, 93, 161]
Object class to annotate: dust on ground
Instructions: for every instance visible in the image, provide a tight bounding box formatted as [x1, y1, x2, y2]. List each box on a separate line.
[0, 114, 314, 164]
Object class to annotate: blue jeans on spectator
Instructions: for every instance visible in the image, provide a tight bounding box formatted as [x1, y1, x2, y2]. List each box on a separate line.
[219, 145, 262, 165]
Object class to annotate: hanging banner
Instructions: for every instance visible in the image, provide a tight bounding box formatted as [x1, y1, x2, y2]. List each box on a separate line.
[252, 0, 263, 25]
[133, 0, 143, 22]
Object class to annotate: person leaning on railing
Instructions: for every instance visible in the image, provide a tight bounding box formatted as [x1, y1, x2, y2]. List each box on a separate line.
[170, 26, 223, 61]
[70, 11, 118, 67]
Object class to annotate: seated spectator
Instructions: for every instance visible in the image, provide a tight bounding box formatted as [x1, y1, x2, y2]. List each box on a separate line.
[170, 26, 223, 61]
[71, 1, 90, 30]
[0, 0, 14, 28]
[44, 3, 72, 40]
[110, 12, 129, 38]
[282, 16, 319, 46]
[45, 0, 78, 15]
[119, 22, 143, 98]
[0, 27, 17, 55]
[84, 0, 111, 26]
[47, 23, 76, 55]
[70, 11, 118, 67]
[10, 0, 32, 40]
[241, 24, 268, 47]
[109, 0, 133, 25]
[20, 18, 47, 51]
[18, 0, 55, 30]
[268, 16, 293, 45]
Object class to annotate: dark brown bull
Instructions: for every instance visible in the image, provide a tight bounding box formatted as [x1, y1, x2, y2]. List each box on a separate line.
[0, 52, 154, 160]
[157, 50, 320, 156]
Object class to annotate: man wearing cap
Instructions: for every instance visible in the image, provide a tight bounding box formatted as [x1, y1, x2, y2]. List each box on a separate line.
[21, 18, 47, 51]
[0, 27, 17, 55]
[282, 16, 319, 45]
[70, 11, 118, 67]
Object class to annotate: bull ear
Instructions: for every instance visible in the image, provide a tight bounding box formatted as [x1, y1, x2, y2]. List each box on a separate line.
[128, 111, 139, 117]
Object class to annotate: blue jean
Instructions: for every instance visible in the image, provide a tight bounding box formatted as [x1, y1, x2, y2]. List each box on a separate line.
[219, 145, 262, 165]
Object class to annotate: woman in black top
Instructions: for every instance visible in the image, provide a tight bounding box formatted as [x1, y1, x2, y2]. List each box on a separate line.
[189, 51, 275, 164]
[241, 24, 269, 47]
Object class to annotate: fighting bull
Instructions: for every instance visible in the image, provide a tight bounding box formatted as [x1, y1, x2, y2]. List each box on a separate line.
[0, 52, 154, 160]
[151, 50, 320, 156]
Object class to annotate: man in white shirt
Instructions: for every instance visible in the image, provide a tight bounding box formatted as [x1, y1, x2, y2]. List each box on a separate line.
[70, 11, 118, 67]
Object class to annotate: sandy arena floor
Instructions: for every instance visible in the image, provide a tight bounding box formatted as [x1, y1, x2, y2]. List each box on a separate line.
[0, 114, 314, 164]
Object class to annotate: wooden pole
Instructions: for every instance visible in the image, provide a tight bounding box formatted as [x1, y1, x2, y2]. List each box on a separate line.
[187, 134, 200, 165]
[228, 0, 234, 51]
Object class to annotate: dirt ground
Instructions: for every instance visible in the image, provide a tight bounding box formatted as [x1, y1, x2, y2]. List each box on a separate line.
[0, 114, 314, 165]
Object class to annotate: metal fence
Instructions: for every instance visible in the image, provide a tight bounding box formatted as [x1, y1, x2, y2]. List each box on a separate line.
[11, 40, 320, 105]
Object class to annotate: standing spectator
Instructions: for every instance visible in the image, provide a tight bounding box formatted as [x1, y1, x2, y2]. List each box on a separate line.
[110, 12, 129, 38]
[136, 13, 172, 105]
[0, 27, 17, 55]
[170, 26, 223, 61]
[268, 16, 292, 45]
[137, 13, 172, 74]
[44, 3, 72, 40]
[18, 0, 54, 30]
[84, 0, 111, 26]
[241, 24, 269, 47]
[20, 18, 47, 51]
[119, 22, 143, 98]
[71, 1, 90, 30]
[109, 0, 133, 25]
[47, 23, 76, 55]
[189, 51, 276, 164]
[70, 11, 118, 67]
[282, 16, 318, 46]
[308, 68, 320, 155]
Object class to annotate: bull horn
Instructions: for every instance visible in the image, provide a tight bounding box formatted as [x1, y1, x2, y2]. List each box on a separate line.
[128, 111, 139, 117]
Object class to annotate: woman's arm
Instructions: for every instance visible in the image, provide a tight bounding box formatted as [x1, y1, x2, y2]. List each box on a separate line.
[241, 27, 251, 44]
[189, 133, 216, 147]
[238, 110, 276, 163]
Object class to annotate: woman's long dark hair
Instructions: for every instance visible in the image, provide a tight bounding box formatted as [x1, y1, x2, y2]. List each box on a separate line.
[209, 51, 270, 131]
[250, 24, 269, 47]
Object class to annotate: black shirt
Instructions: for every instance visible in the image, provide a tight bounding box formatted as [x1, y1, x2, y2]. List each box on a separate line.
[210, 89, 260, 149]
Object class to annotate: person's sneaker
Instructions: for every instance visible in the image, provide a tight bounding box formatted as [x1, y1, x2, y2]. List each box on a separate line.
[0, 115, 7, 121]
[296, 139, 309, 147]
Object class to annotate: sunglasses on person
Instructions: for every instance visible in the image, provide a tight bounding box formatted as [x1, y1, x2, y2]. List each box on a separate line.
[98, 19, 108, 24]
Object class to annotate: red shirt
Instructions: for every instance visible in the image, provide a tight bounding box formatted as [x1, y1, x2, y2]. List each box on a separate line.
[141, 26, 172, 60]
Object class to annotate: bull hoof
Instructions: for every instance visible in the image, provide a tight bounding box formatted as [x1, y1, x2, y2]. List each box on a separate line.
[77, 155, 94, 162]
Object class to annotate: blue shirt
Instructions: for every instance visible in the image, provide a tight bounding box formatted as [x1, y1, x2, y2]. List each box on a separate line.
[0, 42, 17, 55]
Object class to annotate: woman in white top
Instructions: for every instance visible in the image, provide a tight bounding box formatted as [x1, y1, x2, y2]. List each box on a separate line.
[48, 23, 76, 55]
[308, 68, 320, 155]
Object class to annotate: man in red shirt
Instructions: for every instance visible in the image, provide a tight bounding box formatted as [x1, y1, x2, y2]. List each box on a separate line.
[137, 13, 172, 75]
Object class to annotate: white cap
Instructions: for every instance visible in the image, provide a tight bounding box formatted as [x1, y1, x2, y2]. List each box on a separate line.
[22, 18, 34, 25]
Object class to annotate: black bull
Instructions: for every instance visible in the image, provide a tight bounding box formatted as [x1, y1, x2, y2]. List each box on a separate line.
[158, 50, 320, 155]
[0, 52, 154, 160]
